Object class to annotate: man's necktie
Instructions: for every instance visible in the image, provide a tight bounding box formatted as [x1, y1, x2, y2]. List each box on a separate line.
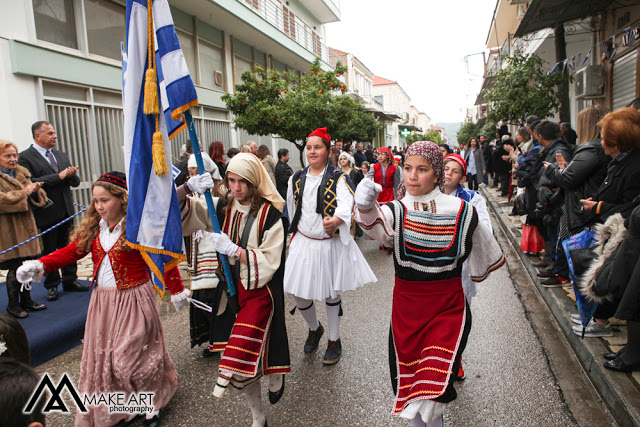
[46, 150, 59, 172]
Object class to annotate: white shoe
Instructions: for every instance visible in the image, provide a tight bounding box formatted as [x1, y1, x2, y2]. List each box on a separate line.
[572, 320, 613, 337]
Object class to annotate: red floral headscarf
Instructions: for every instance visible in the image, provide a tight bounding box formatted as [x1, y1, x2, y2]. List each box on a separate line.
[397, 141, 444, 199]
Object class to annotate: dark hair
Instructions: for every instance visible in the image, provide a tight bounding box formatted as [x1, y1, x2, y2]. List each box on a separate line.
[535, 120, 560, 141]
[0, 359, 46, 426]
[438, 143, 453, 155]
[226, 147, 240, 159]
[467, 137, 478, 148]
[0, 314, 30, 365]
[277, 148, 289, 160]
[31, 121, 51, 139]
[186, 139, 193, 154]
[525, 115, 540, 126]
[530, 120, 541, 133]
[627, 98, 640, 109]
[256, 144, 271, 160]
[208, 141, 225, 163]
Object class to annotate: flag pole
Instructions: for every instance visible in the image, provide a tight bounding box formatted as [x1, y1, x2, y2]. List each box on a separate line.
[184, 110, 237, 297]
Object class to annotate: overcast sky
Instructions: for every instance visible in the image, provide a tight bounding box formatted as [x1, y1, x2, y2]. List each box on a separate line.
[325, 0, 497, 124]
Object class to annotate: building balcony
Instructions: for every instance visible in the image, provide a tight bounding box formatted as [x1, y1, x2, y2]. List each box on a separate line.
[298, 0, 341, 24]
[238, 0, 339, 66]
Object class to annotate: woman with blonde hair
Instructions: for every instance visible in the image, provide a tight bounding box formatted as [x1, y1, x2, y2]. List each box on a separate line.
[17, 172, 189, 427]
[0, 140, 48, 318]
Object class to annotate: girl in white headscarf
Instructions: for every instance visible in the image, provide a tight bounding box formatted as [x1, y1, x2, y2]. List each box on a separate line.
[178, 153, 290, 427]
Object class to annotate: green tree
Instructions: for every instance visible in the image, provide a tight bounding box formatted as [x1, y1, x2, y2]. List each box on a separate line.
[223, 58, 380, 166]
[483, 52, 565, 125]
[407, 130, 442, 145]
[457, 121, 481, 147]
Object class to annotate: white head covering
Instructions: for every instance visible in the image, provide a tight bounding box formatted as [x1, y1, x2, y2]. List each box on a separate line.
[226, 153, 285, 211]
[188, 153, 221, 180]
[339, 151, 355, 167]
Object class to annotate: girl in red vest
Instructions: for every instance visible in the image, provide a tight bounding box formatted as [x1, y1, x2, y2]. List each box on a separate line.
[17, 172, 189, 427]
[366, 147, 403, 203]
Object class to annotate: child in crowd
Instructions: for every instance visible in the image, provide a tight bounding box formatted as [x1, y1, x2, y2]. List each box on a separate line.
[285, 128, 376, 365]
[354, 141, 504, 427]
[0, 313, 31, 364]
[180, 153, 290, 427]
[17, 172, 190, 427]
[0, 359, 46, 427]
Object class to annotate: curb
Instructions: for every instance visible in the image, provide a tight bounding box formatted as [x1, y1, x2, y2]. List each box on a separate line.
[481, 187, 640, 426]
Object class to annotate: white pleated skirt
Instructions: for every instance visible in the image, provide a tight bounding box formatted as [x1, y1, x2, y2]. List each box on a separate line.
[283, 232, 377, 301]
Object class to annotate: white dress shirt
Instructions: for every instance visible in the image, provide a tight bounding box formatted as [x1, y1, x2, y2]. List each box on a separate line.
[95, 218, 124, 287]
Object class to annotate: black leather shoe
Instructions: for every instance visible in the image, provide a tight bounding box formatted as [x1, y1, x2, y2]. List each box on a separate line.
[47, 287, 59, 301]
[323, 338, 342, 365]
[63, 281, 90, 292]
[202, 347, 218, 358]
[303, 323, 324, 355]
[532, 260, 551, 268]
[268, 376, 285, 404]
[603, 357, 640, 373]
[537, 267, 554, 278]
[604, 348, 625, 360]
[142, 411, 161, 427]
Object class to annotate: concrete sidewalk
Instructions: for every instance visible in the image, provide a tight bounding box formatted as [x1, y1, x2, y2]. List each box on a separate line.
[481, 184, 640, 426]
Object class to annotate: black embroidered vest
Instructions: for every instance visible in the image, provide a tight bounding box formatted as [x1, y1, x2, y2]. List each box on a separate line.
[289, 164, 355, 237]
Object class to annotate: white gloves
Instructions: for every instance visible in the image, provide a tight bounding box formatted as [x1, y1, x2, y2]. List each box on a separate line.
[16, 261, 44, 284]
[210, 232, 240, 258]
[187, 172, 215, 195]
[354, 178, 382, 210]
[170, 288, 191, 311]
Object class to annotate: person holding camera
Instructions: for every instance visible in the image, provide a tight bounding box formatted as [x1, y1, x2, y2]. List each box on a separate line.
[523, 121, 573, 287]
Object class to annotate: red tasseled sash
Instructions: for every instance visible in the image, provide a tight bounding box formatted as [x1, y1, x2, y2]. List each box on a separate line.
[392, 276, 466, 414]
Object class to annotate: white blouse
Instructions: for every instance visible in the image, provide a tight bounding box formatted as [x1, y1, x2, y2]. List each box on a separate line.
[95, 218, 124, 287]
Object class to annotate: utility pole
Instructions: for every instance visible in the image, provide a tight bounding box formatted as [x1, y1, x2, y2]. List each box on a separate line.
[554, 24, 571, 123]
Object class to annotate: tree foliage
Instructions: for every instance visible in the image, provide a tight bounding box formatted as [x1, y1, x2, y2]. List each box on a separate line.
[223, 58, 380, 165]
[456, 121, 481, 147]
[483, 52, 565, 125]
[407, 130, 442, 146]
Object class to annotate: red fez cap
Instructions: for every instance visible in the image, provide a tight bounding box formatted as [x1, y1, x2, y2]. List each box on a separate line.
[444, 153, 467, 176]
[308, 127, 331, 149]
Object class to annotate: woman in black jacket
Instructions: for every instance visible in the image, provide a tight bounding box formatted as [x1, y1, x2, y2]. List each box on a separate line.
[544, 106, 610, 233]
[579, 107, 640, 338]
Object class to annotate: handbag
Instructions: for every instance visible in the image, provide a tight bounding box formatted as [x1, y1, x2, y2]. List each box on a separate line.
[520, 224, 544, 253]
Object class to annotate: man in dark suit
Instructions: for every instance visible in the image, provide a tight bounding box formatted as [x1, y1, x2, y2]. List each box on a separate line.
[18, 121, 88, 300]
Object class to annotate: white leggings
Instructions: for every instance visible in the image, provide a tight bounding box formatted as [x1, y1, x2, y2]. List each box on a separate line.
[294, 296, 342, 341]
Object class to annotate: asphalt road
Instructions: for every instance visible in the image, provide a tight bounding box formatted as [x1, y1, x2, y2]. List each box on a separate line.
[38, 235, 580, 426]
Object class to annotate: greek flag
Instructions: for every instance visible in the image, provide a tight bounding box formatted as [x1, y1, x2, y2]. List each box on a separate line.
[123, 0, 198, 293]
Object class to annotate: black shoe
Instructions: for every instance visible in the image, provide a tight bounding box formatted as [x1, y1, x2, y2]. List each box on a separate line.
[604, 348, 625, 360]
[537, 267, 554, 278]
[7, 304, 27, 318]
[268, 376, 285, 404]
[603, 357, 640, 373]
[142, 411, 161, 427]
[21, 290, 47, 311]
[532, 260, 550, 268]
[63, 281, 90, 292]
[303, 323, 324, 355]
[323, 338, 342, 365]
[47, 287, 59, 301]
[202, 347, 218, 358]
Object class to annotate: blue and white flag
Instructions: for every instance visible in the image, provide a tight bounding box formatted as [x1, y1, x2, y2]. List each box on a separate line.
[582, 48, 591, 67]
[124, 0, 198, 293]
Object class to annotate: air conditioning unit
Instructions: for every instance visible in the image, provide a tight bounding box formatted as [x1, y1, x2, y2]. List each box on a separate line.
[574, 65, 604, 98]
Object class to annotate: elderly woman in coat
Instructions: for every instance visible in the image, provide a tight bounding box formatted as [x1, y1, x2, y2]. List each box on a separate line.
[0, 140, 48, 318]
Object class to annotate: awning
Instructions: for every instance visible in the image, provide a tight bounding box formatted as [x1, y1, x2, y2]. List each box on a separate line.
[475, 76, 495, 106]
[398, 124, 422, 132]
[366, 109, 402, 122]
[515, 0, 614, 37]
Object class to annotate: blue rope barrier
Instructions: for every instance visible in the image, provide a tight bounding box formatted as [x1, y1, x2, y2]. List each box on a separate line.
[0, 203, 88, 258]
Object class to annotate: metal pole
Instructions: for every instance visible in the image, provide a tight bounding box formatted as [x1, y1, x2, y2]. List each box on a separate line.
[184, 109, 237, 297]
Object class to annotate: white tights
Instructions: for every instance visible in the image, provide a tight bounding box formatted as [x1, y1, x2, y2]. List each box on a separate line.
[244, 381, 266, 427]
[411, 415, 444, 427]
[294, 296, 342, 341]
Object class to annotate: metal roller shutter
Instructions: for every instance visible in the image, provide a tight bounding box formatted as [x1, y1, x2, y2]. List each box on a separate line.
[612, 50, 637, 111]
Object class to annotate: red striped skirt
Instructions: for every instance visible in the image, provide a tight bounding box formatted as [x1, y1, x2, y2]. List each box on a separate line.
[391, 276, 466, 415]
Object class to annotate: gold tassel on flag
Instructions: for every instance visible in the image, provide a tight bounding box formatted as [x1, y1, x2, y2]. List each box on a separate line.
[144, 0, 167, 176]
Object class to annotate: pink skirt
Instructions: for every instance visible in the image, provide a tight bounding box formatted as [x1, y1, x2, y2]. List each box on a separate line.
[75, 282, 178, 427]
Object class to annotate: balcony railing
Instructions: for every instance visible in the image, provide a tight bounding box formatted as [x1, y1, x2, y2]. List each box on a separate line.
[239, 0, 339, 68]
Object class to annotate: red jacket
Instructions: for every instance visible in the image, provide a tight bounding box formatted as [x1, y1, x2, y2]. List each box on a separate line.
[39, 239, 184, 295]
